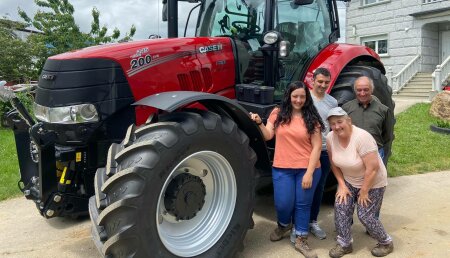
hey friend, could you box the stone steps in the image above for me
[396,72,432,98]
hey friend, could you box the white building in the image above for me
[346,0,450,94]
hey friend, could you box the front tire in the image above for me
[92,110,256,257]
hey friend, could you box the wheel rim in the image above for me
[156,151,237,257]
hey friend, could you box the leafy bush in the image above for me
[0,21,37,83]
[0,90,35,126]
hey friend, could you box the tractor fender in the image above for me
[133,91,271,172]
[303,43,385,91]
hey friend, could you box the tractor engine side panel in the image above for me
[49,37,237,125]
[117,38,237,125]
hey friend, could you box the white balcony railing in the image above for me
[432,55,450,92]
[391,55,421,93]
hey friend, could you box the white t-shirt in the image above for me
[327,126,387,188]
[312,94,338,150]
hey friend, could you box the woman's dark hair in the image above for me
[274,81,325,135]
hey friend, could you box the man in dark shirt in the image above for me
[342,76,394,165]
[343,76,394,222]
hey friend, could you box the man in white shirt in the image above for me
[309,67,338,239]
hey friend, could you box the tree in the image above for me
[0,18,36,83]
[88,7,136,45]
[19,0,136,73]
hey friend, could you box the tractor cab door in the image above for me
[196,0,335,101]
[196,0,266,85]
[274,0,333,100]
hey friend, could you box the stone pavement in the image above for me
[239,170,450,258]
[1,171,449,258]
[392,96,429,115]
[0,96,442,258]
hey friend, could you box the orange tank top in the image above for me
[268,108,320,169]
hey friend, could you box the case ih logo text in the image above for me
[41,74,55,80]
[198,44,223,54]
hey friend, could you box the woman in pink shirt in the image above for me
[326,107,394,258]
[250,81,323,258]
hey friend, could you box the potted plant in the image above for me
[430,119,450,134]
[429,91,450,135]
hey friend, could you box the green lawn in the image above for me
[0,103,449,200]
[0,128,21,200]
[387,103,450,176]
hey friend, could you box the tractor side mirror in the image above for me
[149,34,162,39]
[162,0,202,21]
[291,0,314,5]
[162,0,168,21]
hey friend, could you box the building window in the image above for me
[361,35,388,55]
[423,0,445,3]
[362,0,387,5]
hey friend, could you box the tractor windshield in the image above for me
[196,0,334,100]
[196,0,265,38]
[274,0,333,98]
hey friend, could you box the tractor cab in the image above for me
[186,0,340,100]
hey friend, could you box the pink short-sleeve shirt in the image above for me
[327,126,387,188]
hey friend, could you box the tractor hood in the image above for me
[37,37,237,126]
[50,37,226,61]
[44,37,236,102]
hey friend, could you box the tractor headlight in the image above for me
[263,31,279,45]
[34,103,99,124]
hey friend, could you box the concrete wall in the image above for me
[346,0,450,75]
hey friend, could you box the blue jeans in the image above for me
[375,147,385,219]
[378,147,385,162]
[272,167,321,236]
[310,150,331,222]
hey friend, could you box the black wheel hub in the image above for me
[164,173,206,220]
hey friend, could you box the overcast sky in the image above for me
[1,0,346,40]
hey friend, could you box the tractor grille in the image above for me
[177,68,213,92]
[201,68,213,90]
[177,74,192,91]
[189,70,203,91]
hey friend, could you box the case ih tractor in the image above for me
[5,0,394,257]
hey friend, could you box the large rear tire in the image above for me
[325,66,395,197]
[331,65,395,111]
[91,110,256,257]
[330,65,395,160]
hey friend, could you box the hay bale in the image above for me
[430,91,450,121]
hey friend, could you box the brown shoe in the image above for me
[269,224,292,241]
[295,236,317,258]
[371,242,394,257]
[329,243,353,258]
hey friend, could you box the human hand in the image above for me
[249,112,262,125]
[302,173,313,189]
[335,185,352,205]
[357,189,371,207]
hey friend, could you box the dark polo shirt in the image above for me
[342,98,394,148]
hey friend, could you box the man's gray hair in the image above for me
[353,76,374,92]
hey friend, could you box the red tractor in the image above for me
[6,0,394,257]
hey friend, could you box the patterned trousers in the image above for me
[335,181,392,247]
